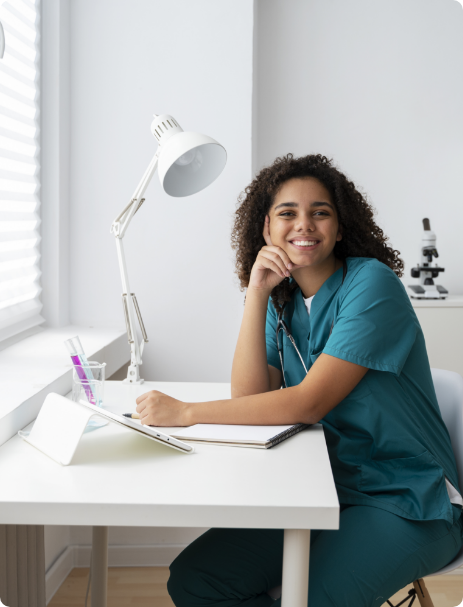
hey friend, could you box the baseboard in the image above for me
[45,546,75,605]
[45,543,187,604]
[44,542,463,604]
[440,567,463,575]
[72,543,187,567]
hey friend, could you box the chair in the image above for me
[268,368,463,606]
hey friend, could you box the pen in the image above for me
[123,412,140,419]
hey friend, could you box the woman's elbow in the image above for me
[293,387,326,425]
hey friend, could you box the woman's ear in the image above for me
[263,214,273,246]
[336,224,343,242]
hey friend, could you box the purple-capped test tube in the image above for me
[64,336,96,404]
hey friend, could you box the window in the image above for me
[0,0,42,342]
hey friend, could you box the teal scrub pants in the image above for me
[167,504,463,607]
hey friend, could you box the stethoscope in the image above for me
[276,259,347,388]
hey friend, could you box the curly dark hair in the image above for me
[231,153,404,312]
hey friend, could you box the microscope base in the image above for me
[408,285,448,300]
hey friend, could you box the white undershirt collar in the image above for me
[303,294,315,315]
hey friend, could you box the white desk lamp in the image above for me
[110,114,227,384]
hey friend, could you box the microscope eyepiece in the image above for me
[423,218,431,231]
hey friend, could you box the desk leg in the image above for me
[281,529,311,607]
[91,526,108,607]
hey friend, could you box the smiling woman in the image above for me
[162,153,463,607]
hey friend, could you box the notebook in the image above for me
[170,423,309,449]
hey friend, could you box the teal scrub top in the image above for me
[265,257,461,524]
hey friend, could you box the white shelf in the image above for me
[410,295,463,308]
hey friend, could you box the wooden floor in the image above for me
[48,567,463,607]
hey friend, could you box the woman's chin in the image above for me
[290,255,330,270]
[289,260,313,271]
[290,254,317,266]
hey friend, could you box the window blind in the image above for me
[0,0,42,342]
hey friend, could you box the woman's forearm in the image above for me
[186,383,309,426]
[186,353,368,428]
[231,287,273,398]
[137,353,368,428]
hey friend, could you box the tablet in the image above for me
[77,399,194,454]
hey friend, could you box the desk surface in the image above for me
[0,381,339,530]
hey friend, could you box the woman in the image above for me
[136,154,462,607]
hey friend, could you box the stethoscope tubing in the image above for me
[276,259,347,388]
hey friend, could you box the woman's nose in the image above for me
[295,215,315,232]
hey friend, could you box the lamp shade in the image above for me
[158,131,227,197]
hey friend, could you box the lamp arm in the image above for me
[110,151,159,384]
[112,151,159,238]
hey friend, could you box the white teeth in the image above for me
[293,241,317,246]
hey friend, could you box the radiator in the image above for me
[0,526,46,607]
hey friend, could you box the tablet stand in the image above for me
[18,393,107,466]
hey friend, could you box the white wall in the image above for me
[45,526,70,571]
[40,0,71,327]
[254,0,463,294]
[69,0,253,382]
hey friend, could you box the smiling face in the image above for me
[268,177,342,268]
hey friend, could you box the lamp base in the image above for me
[122,377,145,385]
[123,362,144,384]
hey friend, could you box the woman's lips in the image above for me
[289,240,321,251]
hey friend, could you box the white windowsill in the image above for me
[0,325,129,447]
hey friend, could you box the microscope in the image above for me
[408,218,448,299]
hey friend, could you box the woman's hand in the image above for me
[135,391,191,427]
[248,216,302,292]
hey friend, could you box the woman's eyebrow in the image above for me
[273,202,298,210]
[273,201,334,211]
[312,201,334,210]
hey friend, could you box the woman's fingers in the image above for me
[136,391,150,405]
[259,247,293,272]
[264,246,293,270]
[261,218,299,270]
[136,392,155,413]
[250,227,306,290]
[263,215,273,247]
[140,412,150,425]
[258,251,291,278]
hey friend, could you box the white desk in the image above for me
[0,381,339,607]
